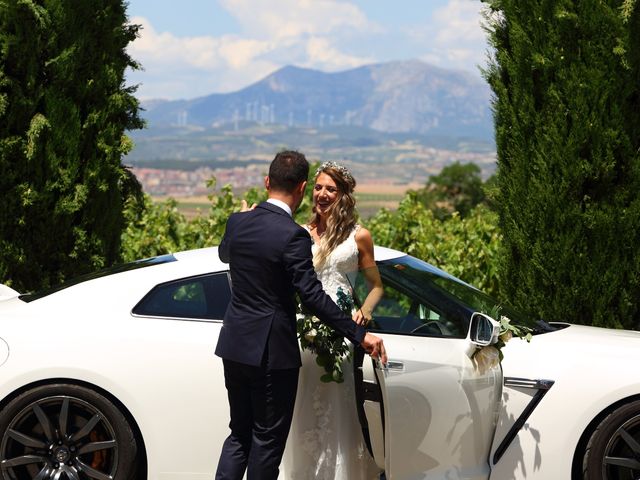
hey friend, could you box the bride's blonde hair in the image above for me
[310,162,358,269]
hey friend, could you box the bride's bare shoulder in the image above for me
[354,225,372,240]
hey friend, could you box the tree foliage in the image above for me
[412,161,489,219]
[0,0,142,292]
[121,168,314,262]
[122,166,502,298]
[367,193,502,297]
[482,0,640,329]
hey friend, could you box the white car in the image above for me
[0,246,638,480]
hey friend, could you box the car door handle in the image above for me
[382,360,404,372]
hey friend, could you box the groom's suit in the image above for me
[215,201,365,480]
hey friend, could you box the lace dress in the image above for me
[281,226,381,480]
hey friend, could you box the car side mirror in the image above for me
[469,312,500,346]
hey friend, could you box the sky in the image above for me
[125,0,491,100]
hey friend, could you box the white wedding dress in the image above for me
[281,226,382,480]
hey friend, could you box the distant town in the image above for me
[132,164,266,197]
[131,147,496,198]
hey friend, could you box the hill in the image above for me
[139,60,493,140]
[127,60,496,197]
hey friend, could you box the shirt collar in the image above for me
[266,198,292,217]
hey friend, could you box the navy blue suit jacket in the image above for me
[215,201,366,369]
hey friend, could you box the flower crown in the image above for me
[316,161,355,185]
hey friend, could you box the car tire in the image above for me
[582,399,640,479]
[0,383,138,480]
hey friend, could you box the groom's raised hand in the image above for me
[240,199,257,212]
[361,333,387,365]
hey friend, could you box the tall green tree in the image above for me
[0,0,143,292]
[482,0,640,329]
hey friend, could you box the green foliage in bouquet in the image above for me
[491,307,533,362]
[472,304,533,372]
[297,287,354,383]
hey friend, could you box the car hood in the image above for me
[540,323,640,349]
[501,323,640,379]
[0,284,19,302]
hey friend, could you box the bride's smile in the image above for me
[313,172,339,216]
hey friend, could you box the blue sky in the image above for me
[125,0,490,100]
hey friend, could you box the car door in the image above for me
[352,264,503,479]
[130,270,232,475]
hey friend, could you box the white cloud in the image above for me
[219,0,373,39]
[127,1,376,99]
[129,17,272,72]
[126,0,490,100]
[128,16,281,98]
[411,0,489,74]
[303,37,374,70]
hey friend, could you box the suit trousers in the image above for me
[216,359,299,480]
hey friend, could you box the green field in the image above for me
[153,184,412,220]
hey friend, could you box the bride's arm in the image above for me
[353,227,383,326]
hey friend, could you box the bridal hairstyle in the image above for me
[310,161,358,269]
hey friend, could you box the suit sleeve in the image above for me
[282,228,366,344]
[218,214,236,264]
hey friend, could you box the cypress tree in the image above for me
[482,0,640,329]
[0,0,143,292]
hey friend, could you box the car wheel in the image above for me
[0,383,138,480]
[583,399,640,479]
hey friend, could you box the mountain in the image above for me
[140,60,493,140]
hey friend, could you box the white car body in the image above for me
[491,324,640,479]
[0,246,638,480]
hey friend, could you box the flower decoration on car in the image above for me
[297,287,354,383]
[473,305,532,373]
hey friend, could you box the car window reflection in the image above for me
[132,272,231,321]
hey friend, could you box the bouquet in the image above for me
[297,287,354,383]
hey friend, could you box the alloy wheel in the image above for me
[0,395,119,480]
[601,412,640,479]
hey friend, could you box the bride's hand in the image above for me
[240,199,257,212]
[352,309,371,326]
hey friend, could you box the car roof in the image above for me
[9,245,408,304]
[372,245,407,261]
[172,245,407,263]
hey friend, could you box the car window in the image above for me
[132,272,231,321]
[351,263,468,338]
[367,275,463,338]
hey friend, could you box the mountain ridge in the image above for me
[140,60,493,140]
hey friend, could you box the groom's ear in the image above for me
[264,175,271,190]
[297,180,307,196]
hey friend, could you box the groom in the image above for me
[215,150,386,480]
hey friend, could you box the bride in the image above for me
[281,161,384,479]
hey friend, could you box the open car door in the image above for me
[351,259,503,479]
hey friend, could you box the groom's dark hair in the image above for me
[268,150,309,192]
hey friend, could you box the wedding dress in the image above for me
[281,226,382,480]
